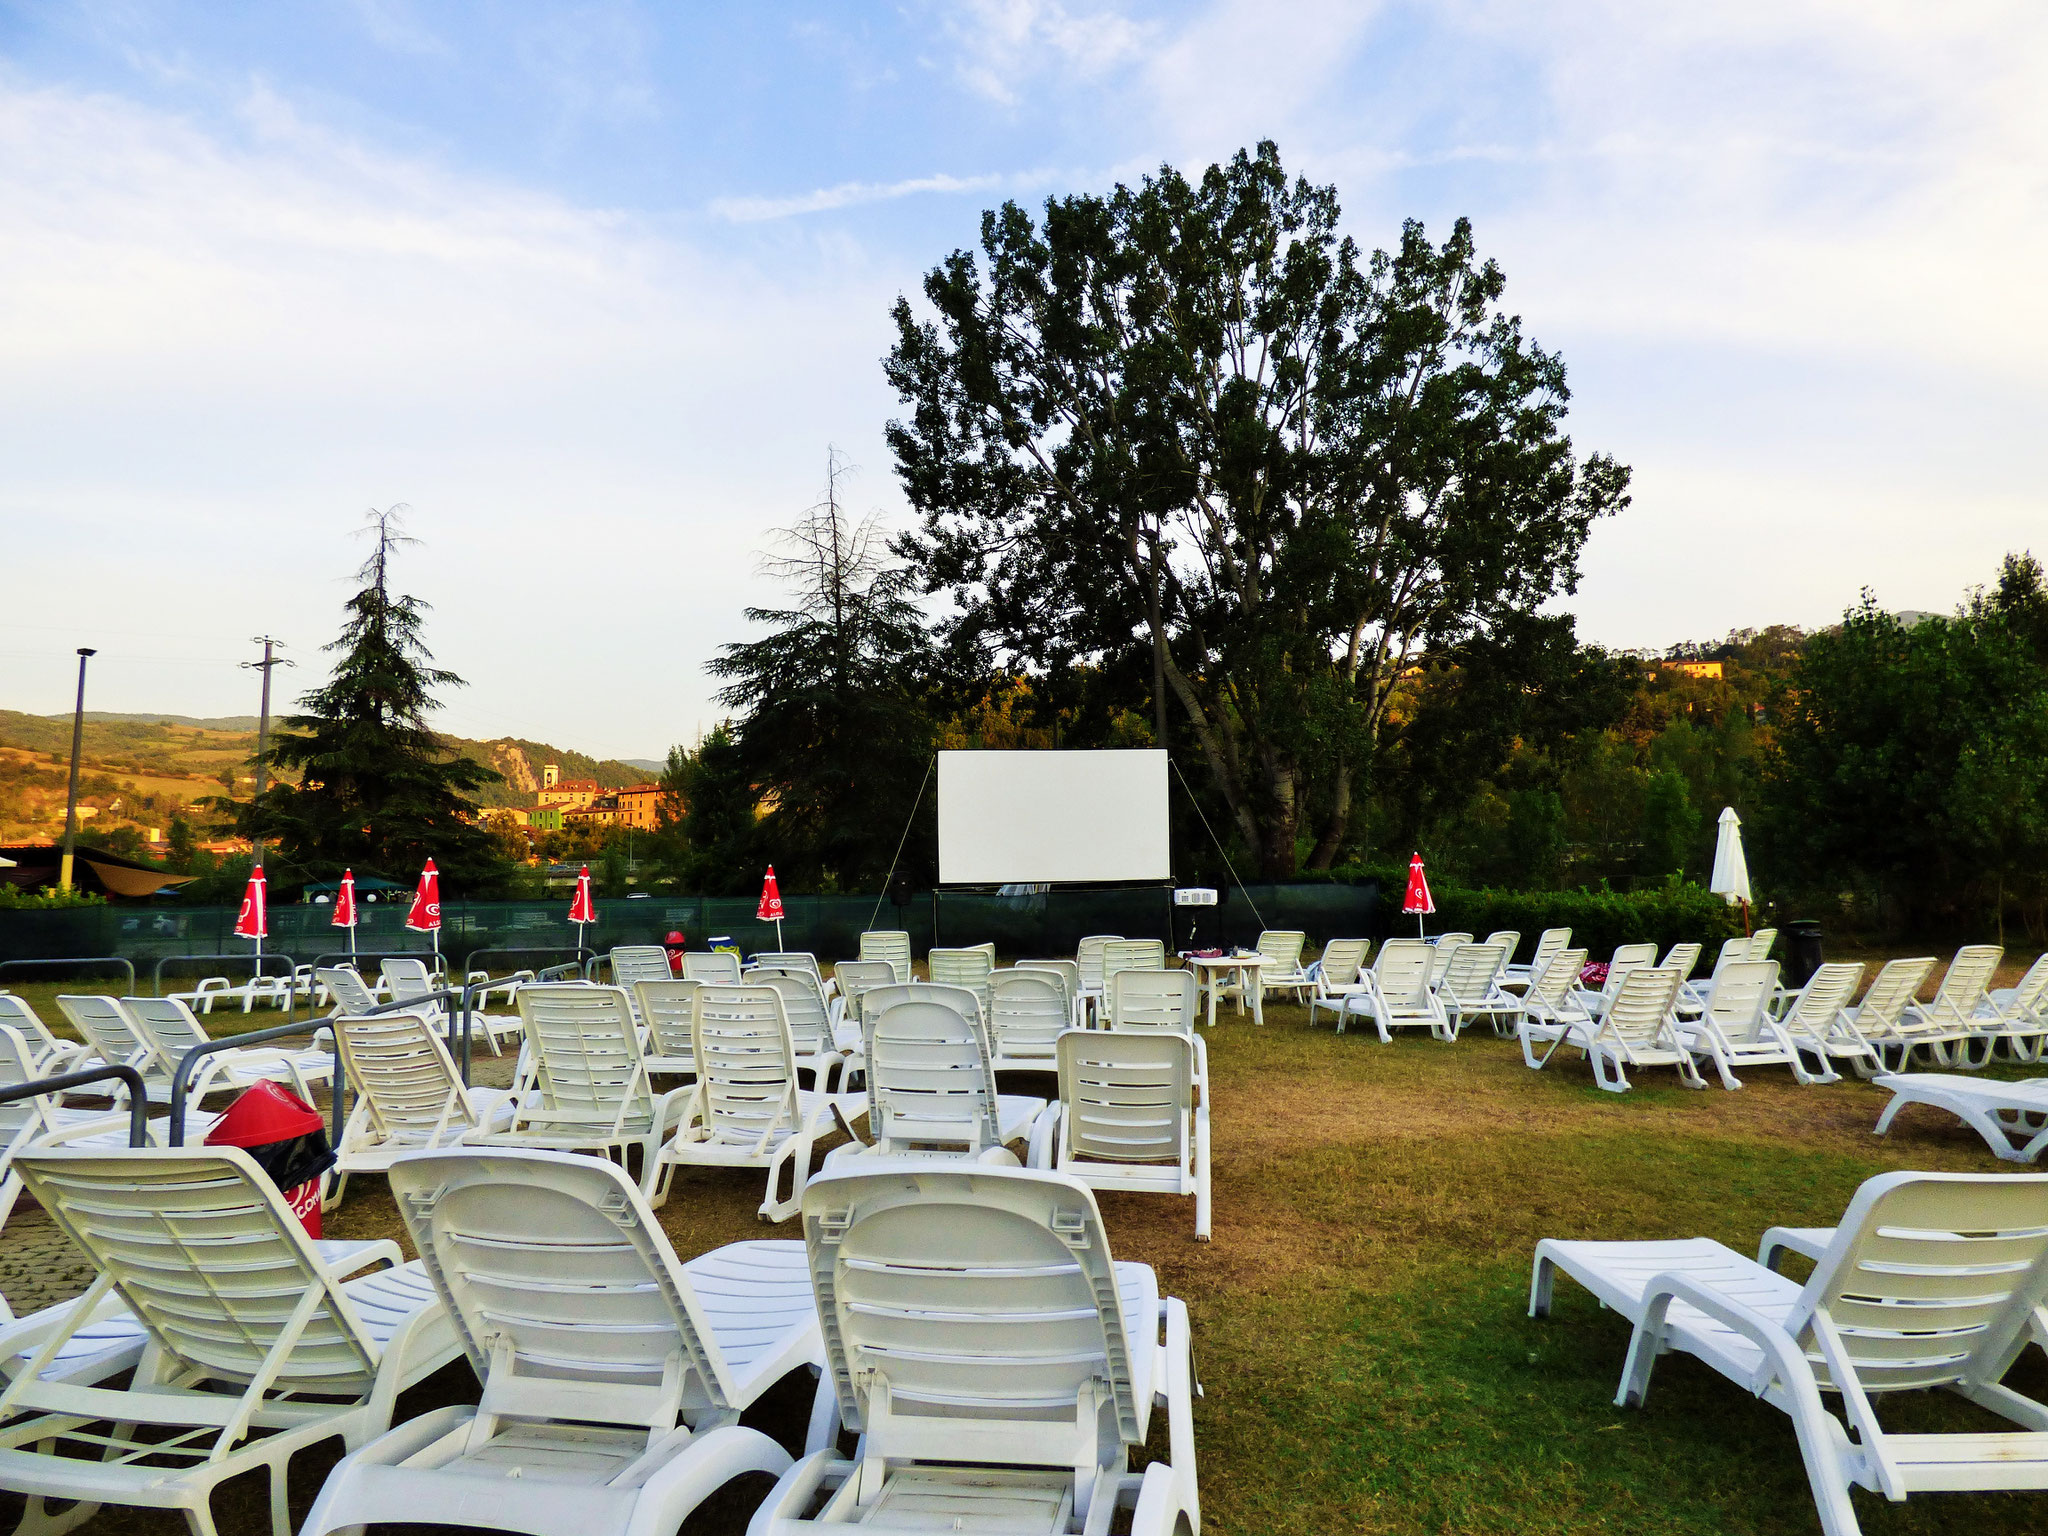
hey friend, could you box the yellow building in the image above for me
[1661,660,1724,680]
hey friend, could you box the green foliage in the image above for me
[1760,588,2048,936]
[1503,788,1567,889]
[652,725,761,895]
[0,883,106,909]
[1637,770,1699,879]
[228,509,512,895]
[887,140,1628,877]
[710,453,938,891]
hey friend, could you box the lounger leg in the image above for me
[1873,1095,1907,1136]
[1193,1109,1212,1242]
[1527,1250,1557,1317]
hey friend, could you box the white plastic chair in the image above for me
[1107,968,1210,1095]
[1436,942,1512,1036]
[1776,962,1875,1079]
[1564,966,1701,1092]
[1530,1170,2048,1536]
[1254,930,1312,1003]
[652,984,858,1221]
[857,930,912,983]
[1864,947,1999,1071]
[0,1024,136,1236]
[1658,941,1701,984]
[1871,1072,2048,1162]
[828,960,897,1031]
[634,977,702,1078]
[1677,959,1814,1088]
[1075,934,1121,1015]
[609,944,675,987]
[683,950,744,985]
[1501,927,1570,993]
[1426,933,1474,988]
[1033,1028,1212,1241]
[1679,936,1752,1014]
[755,951,830,998]
[1515,949,1593,1069]
[305,1148,826,1536]
[749,972,851,1088]
[748,1164,1201,1534]
[1481,930,1523,966]
[1833,956,1939,1077]
[383,956,522,1055]
[1963,952,2048,1065]
[1305,938,1372,1028]
[1747,925,1778,962]
[927,946,996,1017]
[1014,956,1082,1002]
[0,997,84,1076]
[1340,939,1451,1042]
[1573,943,1660,1021]
[474,983,688,1194]
[124,993,336,1103]
[0,1147,459,1536]
[831,1001,1044,1166]
[987,968,1073,1074]
[326,1009,518,1206]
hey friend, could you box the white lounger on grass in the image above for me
[304,1148,826,1536]
[1871,1072,2048,1162]
[1529,1170,2048,1536]
[748,1164,1201,1535]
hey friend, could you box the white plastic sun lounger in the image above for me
[0,1147,458,1536]
[326,1009,519,1205]
[304,1148,827,1536]
[1515,949,1593,1069]
[986,968,1073,1074]
[1870,1072,2048,1162]
[1304,938,1371,1027]
[826,1000,1044,1167]
[1341,938,1451,1041]
[1530,1170,2048,1536]
[1958,953,2048,1067]
[0,997,85,1075]
[748,1164,1201,1535]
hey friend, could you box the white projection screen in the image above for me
[938,750,1171,885]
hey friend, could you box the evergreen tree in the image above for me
[648,723,761,894]
[235,509,509,891]
[709,452,938,889]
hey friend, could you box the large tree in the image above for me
[235,509,508,890]
[710,452,939,889]
[886,141,1629,876]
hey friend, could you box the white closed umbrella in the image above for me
[1709,806,1752,931]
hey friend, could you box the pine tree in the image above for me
[236,509,509,891]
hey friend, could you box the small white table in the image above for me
[1184,953,1265,1028]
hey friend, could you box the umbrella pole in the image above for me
[775,916,784,951]
[1741,898,1751,938]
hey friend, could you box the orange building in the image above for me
[1660,660,1724,680]
[537,763,602,809]
[613,783,670,830]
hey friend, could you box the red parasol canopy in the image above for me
[757,865,785,923]
[568,865,596,925]
[232,865,268,939]
[332,869,357,929]
[1401,853,1434,916]
[405,859,442,933]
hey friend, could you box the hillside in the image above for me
[0,709,660,843]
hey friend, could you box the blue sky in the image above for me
[3,2,2043,757]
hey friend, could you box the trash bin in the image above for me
[663,930,687,975]
[204,1080,334,1238]
[1785,920,1824,990]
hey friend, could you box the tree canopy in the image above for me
[885,141,1629,876]
[234,509,509,891]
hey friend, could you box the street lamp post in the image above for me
[58,647,97,892]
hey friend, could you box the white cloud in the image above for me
[710,171,1006,223]
[939,0,1155,105]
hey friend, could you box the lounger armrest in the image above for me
[1758,1227,1834,1271]
[315,1238,405,1278]
[1623,1270,1820,1413]
[1027,1101,1062,1169]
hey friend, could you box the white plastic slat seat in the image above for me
[1338,939,1451,1042]
[828,1002,1044,1169]
[0,1024,138,1236]
[1872,1072,2048,1162]
[1677,960,1819,1088]
[748,1165,1200,1535]
[1832,956,1938,1078]
[987,968,1073,1074]
[1426,933,1474,988]
[1515,949,1593,1070]
[927,946,996,1018]
[1033,1028,1211,1241]
[0,997,85,1076]
[857,930,912,984]
[0,1147,459,1536]
[1305,938,1372,1028]
[829,960,895,1031]
[124,993,336,1103]
[1107,968,1209,1088]
[1964,953,2048,1066]
[1501,927,1571,994]
[1529,1171,2048,1536]
[383,956,521,1055]
[304,1149,825,1536]
[1254,929,1312,1004]
[608,944,675,988]
[1776,963,1874,1079]
[747,971,850,1085]
[327,1009,517,1205]
[1436,942,1513,1036]
[633,977,702,1078]
[1556,966,1703,1092]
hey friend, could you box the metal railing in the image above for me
[0,1063,150,1148]
[0,956,137,993]
[462,945,596,984]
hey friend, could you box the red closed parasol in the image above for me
[1402,852,1434,937]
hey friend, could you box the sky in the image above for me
[2,1,2044,759]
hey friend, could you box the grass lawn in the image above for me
[2,969,2047,1534]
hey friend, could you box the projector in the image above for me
[1173,888,1218,906]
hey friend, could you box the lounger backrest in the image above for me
[632,979,702,1066]
[863,1002,1004,1152]
[1795,1171,2048,1394]
[388,1148,737,1420]
[1427,934,1473,986]
[1102,940,1166,992]
[1058,1028,1194,1168]
[858,930,913,983]
[691,984,801,1140]
[682,951,743,984]
[0,1025,50,1141]
[801,1165,1144,1455]
[120,995,215,1076]
[609,945,674,987]
[859,982,980,1030]
[1928,945,2003,1021]
[1076,935,1121,994]
[1015,958,1081,996]
[1780,962,1865,1029]
[1108,968,1197,1036]
[1527,950,1591,1009]
[2009,954,2048,1018]
[1374,939,1435,1005]
[54,995,151,1073]
[14,1147,382,1393]
[1600,944,1661,1000]
[513,983,654,1126]
[1601,966,1683,1044]
[1317,939,1371,987]
[1703,960,1778,1036]
[928,947,996,1014]
[754,952,825,989]
[0,996,67,1064]
[1256,930,1307,971]
[1856,957,1937,1029]
[318,966,380,1015]
[832,960,898,1021]
[1748,927,1778,962]
[988,970,1070,1060]
[333,1010,482,1144]
[1482,931,1522,964]
[1528,928,1571,976]
[1659,942,1702,981]
[381,957,439,1003]
[1438,943,1506,1002]
[755,973,834,1057]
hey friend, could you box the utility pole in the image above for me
[58,648,96,892]
[242,637,292,870]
